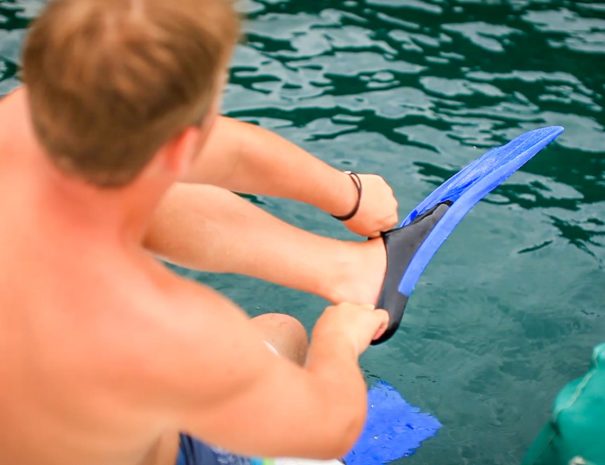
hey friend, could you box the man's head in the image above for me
[22,0,239,188]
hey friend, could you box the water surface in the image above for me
[1,1,604,464]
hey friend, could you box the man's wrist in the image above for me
[331,172,362,222]
[324,170,362,219]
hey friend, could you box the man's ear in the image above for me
[161,126,202,178]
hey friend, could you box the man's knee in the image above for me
[252,313,308,365]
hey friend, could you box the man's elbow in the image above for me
[330,414,366,459]
[313,403,366,460]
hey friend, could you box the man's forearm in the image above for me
[183,117,358,218]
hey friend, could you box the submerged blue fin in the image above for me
[373,126,564,344]
[344,382,441,465]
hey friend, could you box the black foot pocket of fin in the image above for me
[372,202,451,345]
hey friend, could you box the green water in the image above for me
[1,0,604,464]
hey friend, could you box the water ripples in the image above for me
[220,0,605,260]
[1,2,604,464]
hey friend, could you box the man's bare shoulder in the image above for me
[0,85,23,115]
[144,263,251,336]
[110,262,270,407]
[0,86,37,158]
[0,85,21,101]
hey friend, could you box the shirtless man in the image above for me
[0,1,396,465]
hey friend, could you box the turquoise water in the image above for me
[1,0,604,464]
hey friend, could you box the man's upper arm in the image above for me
[163,286,364,460]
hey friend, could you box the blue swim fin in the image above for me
[344,381,441,465]
[265,382,440,465]
[373,126,564,344]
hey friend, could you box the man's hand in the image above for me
[341,173,399,238]
[313,303,390,355]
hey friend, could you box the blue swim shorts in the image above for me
[177,433,263,465]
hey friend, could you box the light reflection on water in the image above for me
[1,1,603,464]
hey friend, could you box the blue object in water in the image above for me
[344,382,441,465]
[399,126,564,295]
[374,126,564,343]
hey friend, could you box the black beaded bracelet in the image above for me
[331,171,362,221]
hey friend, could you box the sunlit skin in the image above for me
[0,85,393,465]
[143,74,396,305]
[145,116,396,305]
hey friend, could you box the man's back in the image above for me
[0,93,187,464]
[0,262,178,465]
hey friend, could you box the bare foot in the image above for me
[323,238,387,306]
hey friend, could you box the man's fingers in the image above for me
[371,309,390,341]
[360,212,399,237]
[383,212,398,229]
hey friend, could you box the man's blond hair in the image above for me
[22,0,239,187]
